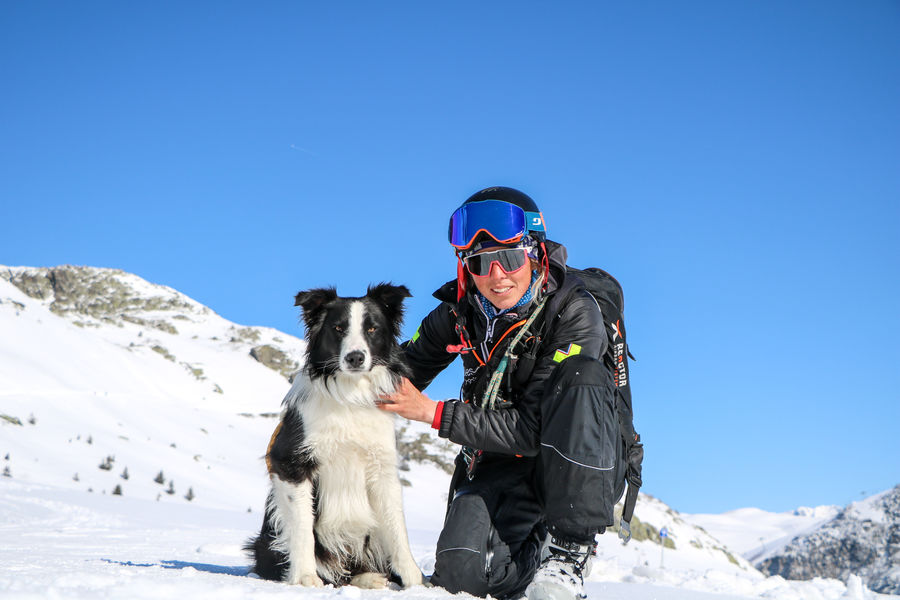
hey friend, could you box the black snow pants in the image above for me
[430,355,623,599]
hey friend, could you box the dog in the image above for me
[245,283,423,589]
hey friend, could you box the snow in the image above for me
[845,489,892,524]
[0,480,889,600]
[683,505,841,562]
[0,266,895,599]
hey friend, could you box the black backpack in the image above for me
[562,266,644,542]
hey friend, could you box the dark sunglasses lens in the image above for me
[497,249,527,272]
[467,249,527,276]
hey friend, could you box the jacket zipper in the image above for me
[476,301,493,362]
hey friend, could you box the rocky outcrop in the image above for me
[249,345,299,381]
[2,265,305,382]
[759,484,900,594]
[2,265,195,328]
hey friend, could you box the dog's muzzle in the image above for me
[343,350,368,371]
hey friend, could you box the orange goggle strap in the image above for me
[451,228,527,251]
[456,256,467,301]
[540,242,550,291]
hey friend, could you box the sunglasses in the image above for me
[449,200,545,250]
[464,248,531,277]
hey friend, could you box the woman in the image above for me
[379,186,623,600]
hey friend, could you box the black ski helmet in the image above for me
[459,186,546,243]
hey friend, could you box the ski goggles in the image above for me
[463,247,531,277]
[448,200,546,250]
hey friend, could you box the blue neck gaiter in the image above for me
[477,270,540,319]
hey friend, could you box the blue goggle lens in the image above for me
[449,200,544,249]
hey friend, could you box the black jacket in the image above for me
[404,240,606,458]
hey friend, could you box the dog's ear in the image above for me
[294,287,338,330]
[367,283,411,336]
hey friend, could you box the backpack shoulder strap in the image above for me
[482,297,548,410]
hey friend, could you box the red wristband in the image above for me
[431,401,445,430]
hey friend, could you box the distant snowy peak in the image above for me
[612,493,760,575]
[759,484,900,595]
[845,487,894,524]
[1,264,305,381]
[683,503,841,565]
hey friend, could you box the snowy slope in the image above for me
[0,265,894,599]
[0,266,306,511]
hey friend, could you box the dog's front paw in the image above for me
[287,569,324,587]
[300,574,325,587]
[349,572,388,589]
[394,563,424,588]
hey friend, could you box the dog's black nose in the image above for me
[344,351,366,369]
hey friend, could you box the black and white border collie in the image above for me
[245,283,422,589]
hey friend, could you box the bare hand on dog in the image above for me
[378,377,437,424]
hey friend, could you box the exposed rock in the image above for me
[759,484,900,594]
[249,345,299,381]
[1,414,23,426]
[151,345,176,362]
[231,327,261,343]
[121,314,178,335]
[4,269,53,299]
[2,266,193,324]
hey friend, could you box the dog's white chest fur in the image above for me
[302,396,399,550]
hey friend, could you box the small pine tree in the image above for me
[98,456,114,471]
[112,485,123,496]
[28,414,36,425]
[2,466,11,478]
[87,435,93,445]
[120,467,129,480]
[184,487,194,502]
[73,473,80,482]
[154,470,165,484]
[166,481,175,495]
[3,453,8,461]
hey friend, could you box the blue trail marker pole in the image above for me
[659,527,669,569]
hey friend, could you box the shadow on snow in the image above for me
[102,558,252,577]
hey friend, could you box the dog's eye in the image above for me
[334,325,343,332]
[367,326,377,333]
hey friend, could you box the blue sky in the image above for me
[2,1,898,514]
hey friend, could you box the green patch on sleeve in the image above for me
[410,325,421,343]
[552,343,582,363]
